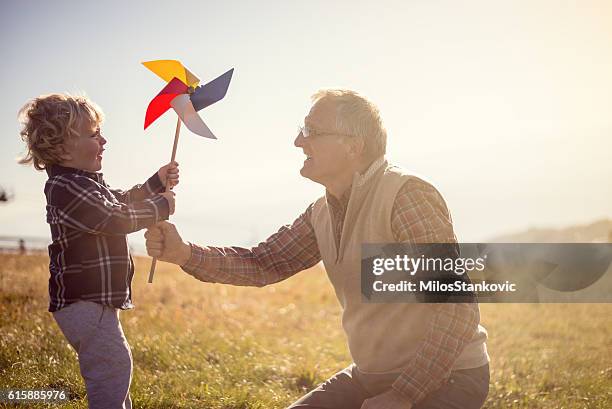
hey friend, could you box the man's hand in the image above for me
[157,161,180,189]
[361,389,412,409]
[145,221,191,265]
[158,191,176,215]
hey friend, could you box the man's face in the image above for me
[294,100,354,185]
[62,119,106,172]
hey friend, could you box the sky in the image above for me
[1,0,611,251]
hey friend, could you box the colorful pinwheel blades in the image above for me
[142,60,200,87]
[142,60,233,139]
[144,77,188,129]
[171,94,216,139]
[191,68,234,111]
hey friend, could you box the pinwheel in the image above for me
[143,60,233,139]
[142,59,234,282]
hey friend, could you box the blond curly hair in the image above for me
[18,93,104,170]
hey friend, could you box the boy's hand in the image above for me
[145,221,191,265]
[158,161,180,189]
[159,191,176,215]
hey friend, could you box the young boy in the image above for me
[18,93,178,409]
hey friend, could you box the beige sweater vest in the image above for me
[311,160,489,373]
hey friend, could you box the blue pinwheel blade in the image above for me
[190,68,234,112]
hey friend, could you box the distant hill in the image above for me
[489,218,612,243]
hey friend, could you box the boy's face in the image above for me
[62,119,106,172]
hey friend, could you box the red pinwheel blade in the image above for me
[144,77,189,129]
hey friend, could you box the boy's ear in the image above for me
[58,145,73,162]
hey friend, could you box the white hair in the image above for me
[311,89,387,160]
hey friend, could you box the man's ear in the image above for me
[347,136,365,157]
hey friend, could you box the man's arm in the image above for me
[148,204,322,287]
[389,179,480,406]
[46,175,171,235]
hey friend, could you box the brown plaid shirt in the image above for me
[45,165,169,312]
[182,168,480,406]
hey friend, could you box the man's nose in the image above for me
[294,131,305,148]
[100,136,107,146]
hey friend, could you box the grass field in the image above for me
[1,254,611,408]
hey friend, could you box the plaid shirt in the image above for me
[45,165,169,312]
[181,160,481,406]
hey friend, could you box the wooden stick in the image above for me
[148,117,181,283]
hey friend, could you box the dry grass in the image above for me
[1,254,611,408]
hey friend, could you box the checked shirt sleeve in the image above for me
[181,204,321,287]
[390,179,480,405]
[47,175,170,235]
[108,172,165,204]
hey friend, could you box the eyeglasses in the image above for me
[297,125,356,139]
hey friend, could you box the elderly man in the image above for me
[145,89,490,409]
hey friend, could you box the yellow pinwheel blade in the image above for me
[142,60,200,87]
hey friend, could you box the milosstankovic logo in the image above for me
[361,243,612,303]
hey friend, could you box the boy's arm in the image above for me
[109,162,178,204]
[47,175,170,235]
[108,172,165,204]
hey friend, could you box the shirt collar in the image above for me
[352,155,387,188]
[325,155,387,211]
[46,164,104,184]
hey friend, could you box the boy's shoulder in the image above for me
[46,171,102,189]
[45,171,108,202]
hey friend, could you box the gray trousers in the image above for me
[288,363,489,409]
[53,301,133,409]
